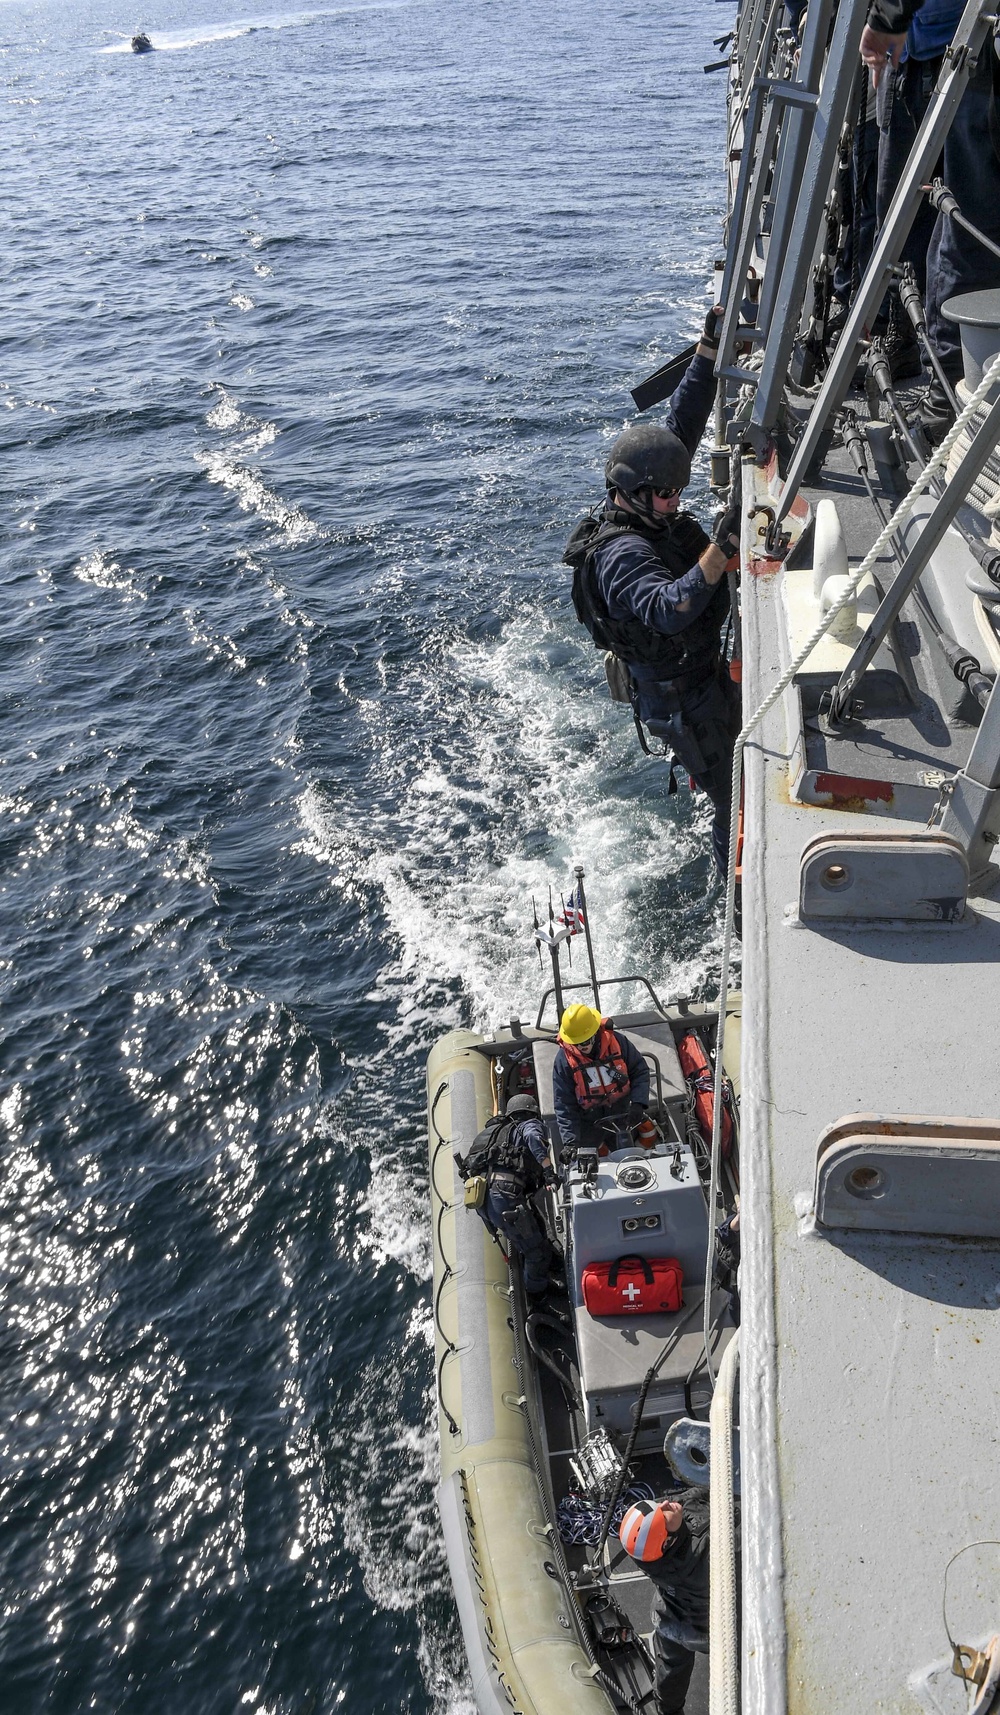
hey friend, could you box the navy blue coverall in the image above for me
[484,1116,555,1297]
[551,1030,650,1152]
[591,353,738,875]
[871,0,1000,378]
[628,1492,711,1715]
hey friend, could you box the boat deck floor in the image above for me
[533,1310,710,1713]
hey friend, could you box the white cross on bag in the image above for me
[623,1281,642,1303]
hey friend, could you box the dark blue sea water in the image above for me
[1,3,728,1708]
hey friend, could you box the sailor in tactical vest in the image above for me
[551,1002,650,1153]
[482,1093,559,1299]
[619,1491,711,1715]
[565,306,741,875]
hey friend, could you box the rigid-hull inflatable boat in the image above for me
[428,994,740,1714]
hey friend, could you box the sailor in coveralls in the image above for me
[619,1492,711,1715]
[551,1002,650,1153]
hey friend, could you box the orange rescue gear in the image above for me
[635,1115,660,1149]
[559,1022,632,1112]
[677,1030,733,1156]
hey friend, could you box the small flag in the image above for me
[557,882,586,937]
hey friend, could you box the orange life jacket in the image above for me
[561,1023,632,1111]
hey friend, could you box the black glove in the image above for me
[559,1145,575,1167]
[627,1103,647,1125]
[713,499,741,554]
[543,1167,558,1190]
[715,1212,741,1267]
[702,303,725,349]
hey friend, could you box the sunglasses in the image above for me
[650,486,681,500]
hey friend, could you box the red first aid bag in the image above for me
[581,1254,683,1317]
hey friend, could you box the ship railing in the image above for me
[723,0,787,179]
[717,0,839,383]
[720,0,996,477]
[771,0,998,494]
[733,0,778,95]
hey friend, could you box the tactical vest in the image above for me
[459,1116,531,1188]
[564,509,728,680]
[560,1025,632,1112]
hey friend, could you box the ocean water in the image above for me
[0,2,729,1708]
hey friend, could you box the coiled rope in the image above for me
[701,349,1000,1385]
[556,1482,657,1547]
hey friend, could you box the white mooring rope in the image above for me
[709,1330,741,1715]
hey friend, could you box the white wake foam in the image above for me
[99,1,419,54]
[198,389,320,546]
[300,607,723,1047]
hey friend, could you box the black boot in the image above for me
[917,374,957,446]
[881,320,922,382]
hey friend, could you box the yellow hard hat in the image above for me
[559,1003,603,1045]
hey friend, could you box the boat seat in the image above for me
[573,1286,734,1447]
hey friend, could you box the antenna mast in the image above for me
[574,866,601,1010]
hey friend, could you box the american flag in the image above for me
[557,883,586,936]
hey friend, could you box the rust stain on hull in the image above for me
[813,772,894,810]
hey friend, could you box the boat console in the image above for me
[563,1144,724,1446]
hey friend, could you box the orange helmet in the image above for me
[619,1500,671,1562]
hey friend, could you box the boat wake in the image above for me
[99,0,419,54]
[199,389,322,547]
[299,605,726,1041]
[295,576,730,1709]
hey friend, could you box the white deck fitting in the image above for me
[741,559,1000,1715]
[781,563,879,673]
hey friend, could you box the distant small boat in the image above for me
[130,32,153,52]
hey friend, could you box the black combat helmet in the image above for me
[506,1093,539,1116]
[605,424,691,527]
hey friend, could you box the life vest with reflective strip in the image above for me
[561,1024,632,1111]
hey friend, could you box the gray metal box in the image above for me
[565,1148,719,1449]
[568,1147,710,1281]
